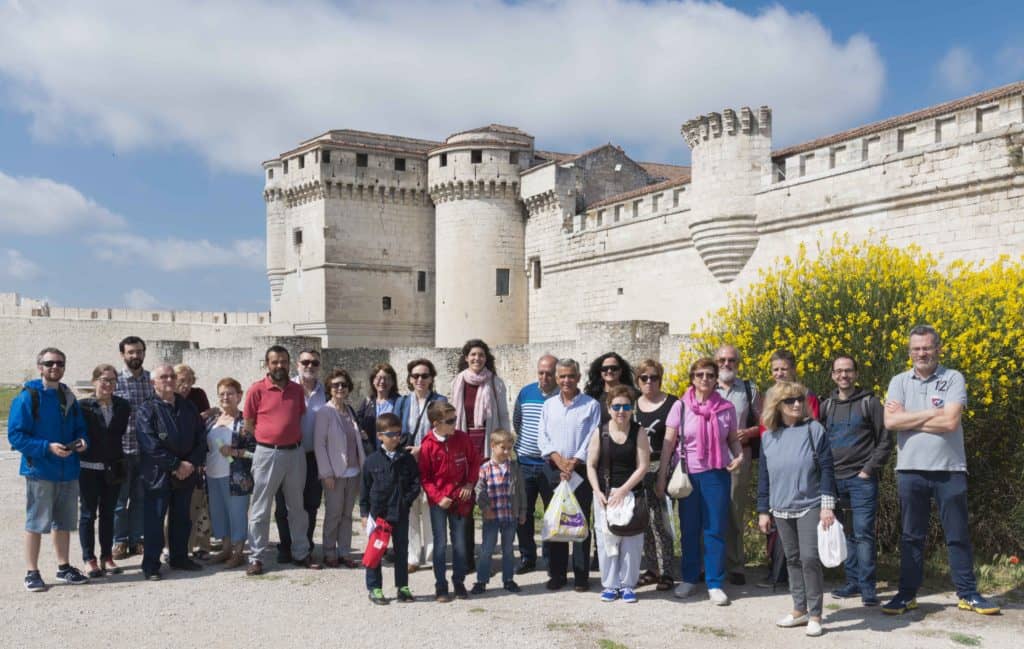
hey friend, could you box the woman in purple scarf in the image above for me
[660,357,744,606]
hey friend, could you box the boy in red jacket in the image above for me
[418,402,480,602]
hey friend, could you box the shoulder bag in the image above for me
[601,426,649,536]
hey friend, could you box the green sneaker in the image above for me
[397,586,415,603]
[368,588,388,605]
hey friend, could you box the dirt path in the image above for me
[1,440,1020,649]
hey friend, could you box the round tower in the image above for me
[427,125,533,347]
[262,159,286,309]
[680,106,772,283]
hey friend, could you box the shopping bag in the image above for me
[540,481,589,542]
[362,517,393,568]
[817,519,847,568]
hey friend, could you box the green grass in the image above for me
[0,386,21,420]
[596,640,627,649]
[547,621,592,632]
[825,603,841,611]
[681,624,734,638]
[949,633,981,647]
[469,607,485,613]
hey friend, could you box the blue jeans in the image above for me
[207,476,250,544]
[366,515,410,590]
[897,470,978,599]
[114,454,145,544]
[142,485,192,574]
[835,475,878,596]
[516,460,553,563]
[429,505,468,593]
[678,469,730,589]
[478,518,517,584]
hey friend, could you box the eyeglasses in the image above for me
[41,360,66,368]
[441,417,458,426]
[330,382,350,390]
[638,374,660,383]
[692,372,717,380]
[610,403,633,412]
[299,359,320,367]
[155,374,176,380]
[831,369,855,375]
[601,365,621,374]
[537,370,554,376]
[781,396,806,406]
[410,373,432,380]
[716,357,738,364]
[379,431,402,437]
[97,377,117,385]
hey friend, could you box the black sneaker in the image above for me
[453,583,469,599]
[24,570,47,592]
[169,558,204,571]
[144,570,162,581]
[514,559,536,575]
[276,545,293,564]
[504,580,521,593]
[882,593,918,615]
[546,577,567,591]
[470,582,486,595]
[56,565,89,585]
[831,583,861,599]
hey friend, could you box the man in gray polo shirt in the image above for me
[881,324,998,616]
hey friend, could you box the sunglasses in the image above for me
[410,373,432,380]
[379,430,402,437]
[638,374,660,383]
[692,371,717,380]
[41,360,66,368]
[330,382,350,390]
[781,396,806,405]
[299,359,321,367]
[441,417,458,426]
[610,403,633,412]
[601,365,621,374]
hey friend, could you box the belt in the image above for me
[256,442,300,450]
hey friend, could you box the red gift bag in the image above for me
[361,518,393,569]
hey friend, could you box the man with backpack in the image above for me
[821,354,892,606]
[8,347,90,591]
[714,344,761,585]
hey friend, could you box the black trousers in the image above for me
[545,464,593,584]
[79,468,120,562]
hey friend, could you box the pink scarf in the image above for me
[451,368,494,430]
[683,386,732,469]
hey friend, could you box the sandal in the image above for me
[656,575,674,591]
[638,571,658,587]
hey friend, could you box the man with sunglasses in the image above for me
[714,345,761,586]
[537,357,602,592]
[274,348,327,563]
[10,347,90,591]
[821,354,891,606]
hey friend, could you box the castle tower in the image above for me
[680,107,772,282]
[427,125,533,347]
[262,159,286,303]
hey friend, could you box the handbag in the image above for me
[600,426,649,536]
[362,517,393,568]
[104,457,129,485]
[666,419,693,499]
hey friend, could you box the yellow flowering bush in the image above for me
[668,234,1024,555]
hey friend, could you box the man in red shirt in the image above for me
[244,345,321,575]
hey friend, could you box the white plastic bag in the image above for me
[604,492,636,528]
[541,481,589,542]
[817,519,847,568]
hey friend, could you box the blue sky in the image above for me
[0,0,1021,312]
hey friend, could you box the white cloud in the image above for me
[935,46,981,94]
[123,287,160,309]
[0,170,124,234]
[0,248,41,280]
[0,1,886,169]
[89,233,265,271]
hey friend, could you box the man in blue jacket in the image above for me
[8,347,90,592]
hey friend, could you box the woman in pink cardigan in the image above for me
[314,368,365,568]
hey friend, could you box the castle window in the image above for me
[531,258,542,289]
[495,268,510,296]
[293,228,303,246]
[471,149,483,164]
[897,127,915,153]
[975,105,999,134]
[509,151,519,165]
[798,153,814,177]
[596,210,604,226]
[632,200,641,218]
[298,154,305,170]
[772,162,785,182]
[394,158,406,171]
[322,150,331,164]
[861,136,880,161]
[673,188,684,206]
[382,296,392,311]
[440,153,448,167]
[356,153,368,168]
[652,194,660,212]
[935,116,956,143]
[283,160,289,175]
[267,168,274,180]
[90,310,98,319]
[829,146,846,169]
[417,271,427,292]
[614,205,622,222]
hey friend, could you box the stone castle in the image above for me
[2,81,1022,399]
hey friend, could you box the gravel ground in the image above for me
[1,439,1020,649]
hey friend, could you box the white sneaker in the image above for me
[708,588,730,606]
[776,613,809,627]
[806,619,823,636]
[673,582,696,599]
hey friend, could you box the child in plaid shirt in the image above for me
[472,430,527,594]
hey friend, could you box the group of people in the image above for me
[9,325,1000,635]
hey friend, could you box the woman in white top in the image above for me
[205,378,252,568]
[315,368,365,568]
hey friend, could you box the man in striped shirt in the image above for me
[512,354,558,575]
[112,335,155,559]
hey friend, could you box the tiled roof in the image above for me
[772,80,1024,159]
[588,173,691,210]
[637,161,691,181]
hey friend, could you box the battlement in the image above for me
[0,296,269,326]
[681,106,771,148]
